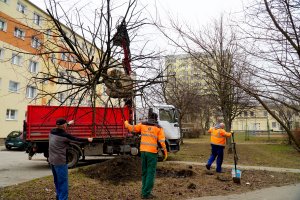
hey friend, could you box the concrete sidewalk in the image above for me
[189,183,300,200]
[168,161,300,200]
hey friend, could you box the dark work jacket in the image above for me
[48,128,87,165]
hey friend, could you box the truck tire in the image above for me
[67,148,79,168]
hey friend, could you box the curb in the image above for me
[168,161,300,173]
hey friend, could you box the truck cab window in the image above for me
[159,109,176,123]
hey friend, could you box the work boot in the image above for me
[205,164,210,170]
[142,194,156,199]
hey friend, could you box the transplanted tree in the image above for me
[11,0,165,127]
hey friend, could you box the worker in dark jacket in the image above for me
[124,112,167,199]
[206,122,231,173]
[49,118,93,200]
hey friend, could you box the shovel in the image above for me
[231,132,241,184]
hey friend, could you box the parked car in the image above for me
[5,131,28,150]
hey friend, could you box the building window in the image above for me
[46,29,51,38]
[264,111,268,117]
[58,93,66,103]
[6,109,18,120]
[103,86,107,96]
[68,95,76,105]
[33,13,42,25]
[61,53,67,61]
[0,19,7,31]
[17,2,26,14]
[26,86,36,98]
[42,74,49,84]
[244,111,248,117]
[11,53,22,65]
[9,80,20,92]
[14,27,25,39]
[29,60,38,73]
[58,71,66,83]
[250,111,254,117]
[51,53,56,63]
[272,122,277,128]
[0,48,4,60]
[69,75,74,83]
[86,99,92,106]
[70,56,76,63]
[31,37,41,48]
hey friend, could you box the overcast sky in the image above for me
[33,0,246,24]
[32,0,247,54]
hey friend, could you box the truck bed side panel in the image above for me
[26,105,130,140]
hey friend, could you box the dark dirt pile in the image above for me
[79,155,142,183]
[76,157,300,199]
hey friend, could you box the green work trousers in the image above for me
[141,151,158,198]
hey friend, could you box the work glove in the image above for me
[67,120,74,126]
[124,120,129,128]
[163,149,168,161]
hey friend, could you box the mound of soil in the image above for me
[79,155,142,184]
[76,157,300,199]
[156,166,195,178]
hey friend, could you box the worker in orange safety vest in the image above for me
[205,122,232,173]
[124,112,167,199]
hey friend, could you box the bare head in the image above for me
[219,123,225,129]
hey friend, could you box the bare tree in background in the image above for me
[156,16,254,142]
[237,0,300,149]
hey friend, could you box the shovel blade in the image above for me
[233,177,241,184]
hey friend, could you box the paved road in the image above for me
[0,147,52,188]
[0,146,112,188]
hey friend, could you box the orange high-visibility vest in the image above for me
[208,127,231,146]
[125,121,166,153]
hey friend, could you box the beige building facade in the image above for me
[0,0,110,139]
[232,106,300,133]
[165,54,300,134]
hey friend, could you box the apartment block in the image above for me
[0,0,109,139]
[165,54,300,134]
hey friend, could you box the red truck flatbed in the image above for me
[26,105,130,141]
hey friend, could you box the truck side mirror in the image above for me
[174,117,178,123]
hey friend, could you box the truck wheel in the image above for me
[67,148,79,168]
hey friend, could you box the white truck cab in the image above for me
[136,104,181,153]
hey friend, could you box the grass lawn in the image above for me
[169,135,300,169]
